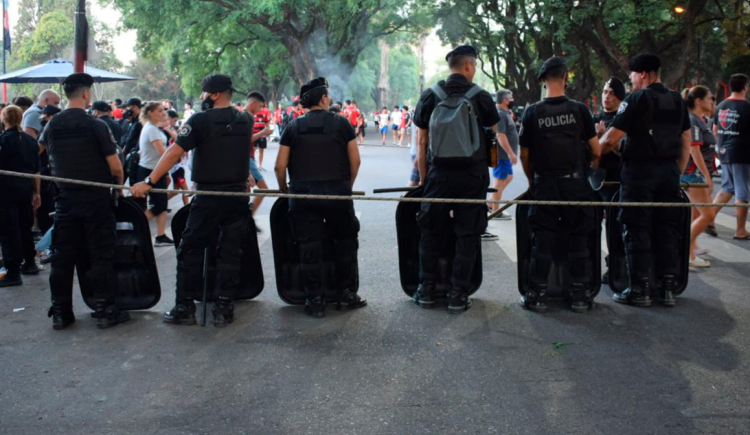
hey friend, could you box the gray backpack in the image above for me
[428,83,483,165]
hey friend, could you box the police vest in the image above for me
[191,108,251,185]
[288,111,350,182]
[622,88,684,162]
[47,114,113,190]
[532,100,586,176]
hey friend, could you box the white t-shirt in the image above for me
[379,113,390,126]
[183,109,195,121]
[138,122,168,170]
[390,110,402,126]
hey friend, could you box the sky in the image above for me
[8,0,138,65]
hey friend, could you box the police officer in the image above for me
[0,104,40,287]
[518,56,601,313]
[413,45,500,314]
[600,54,691,307]
[92,100,123,147]
[274,77,366,319]
[131,74,253,327]
[37,73,128,330]
[593,77,626,283]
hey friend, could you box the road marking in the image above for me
[487,219,517,262]
[714,212,738,231]
[697,236,750,263]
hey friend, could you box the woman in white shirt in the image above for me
[137,101,178,246]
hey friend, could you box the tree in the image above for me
[108,0,432,97]
[434,0,734,106]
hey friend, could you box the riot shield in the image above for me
[606,190,690,295]
[393,186,483,299]
[270,197,357,305]
[79,197,161,310]
[516,191,602,300]
[170,202,264,302]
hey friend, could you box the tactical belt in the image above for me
[534,171,587,180]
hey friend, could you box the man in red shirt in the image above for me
[347,101,361,128]
[253,103,272,170]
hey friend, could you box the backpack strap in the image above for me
[464,84,484,100]
[430,84,448,102]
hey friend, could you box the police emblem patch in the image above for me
[617,102,628,115]
[179,124,192,137]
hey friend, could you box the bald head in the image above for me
[37,89,61,107]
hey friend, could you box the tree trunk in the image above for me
[416,36,426,94]
[377,39,390,109]
[281,34,318,88]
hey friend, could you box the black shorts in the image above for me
[137,166,168,215]
[357,126,366,137]
[256,138,268,149]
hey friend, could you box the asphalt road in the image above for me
[2,131,750,435]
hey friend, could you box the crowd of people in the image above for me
[0,42,748,326]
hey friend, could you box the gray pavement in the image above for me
[2,130,750,434]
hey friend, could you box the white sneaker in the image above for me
[480,231,498,241]
[492,211,512,221]
[689,257,710,268]
[693,247,710,256]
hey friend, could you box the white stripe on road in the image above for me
[487,219,518,262]
[698,236,750,263]
[714,212,738,231]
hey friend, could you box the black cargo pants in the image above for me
[288,180,360,298]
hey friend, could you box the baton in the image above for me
[601,182,709,189]
[487,192,527,221]
[201,247,209,327]
[253,189,366,195]
[372,187,499,194]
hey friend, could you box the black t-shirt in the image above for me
[100,115,123,147]
[519,96,596,175]
[593,110,622,181]
[0,129,40,203]
[38,109,118,199]
[413,74,500,175]
[611,83,690,141]
[280,109,356,182]
[714,98,750,164]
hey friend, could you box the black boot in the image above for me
[304,296,326,319]
[657,275,677,307]
[20,261,40,275]
[0,274,22,287]
[413,283,436,309]
[163,302,197,325]
[570,283,593,314]
[521,286,548,313]
[613,279,652,307]
[95,302,131,329]
[447,288,472,314]
[337,289,367,311]
[212,297,235,327]
[48,305,75,330]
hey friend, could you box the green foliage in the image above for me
[107,0,432,98]
[388,45,420,107]
[17,10,73,64]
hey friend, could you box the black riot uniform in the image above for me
[93,101,123,147]
[0,127,40,287]
[592,77,626,283]
[38,73,129,329]
[164,74,253,327]
[519,56,599,313]
[608,54,691,307]
[412,45,500,313]
[278,77,365,318]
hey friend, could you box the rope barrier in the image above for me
[1,169,748,208]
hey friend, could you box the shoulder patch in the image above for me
[179,124,192,137]
[617,102,628,115]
